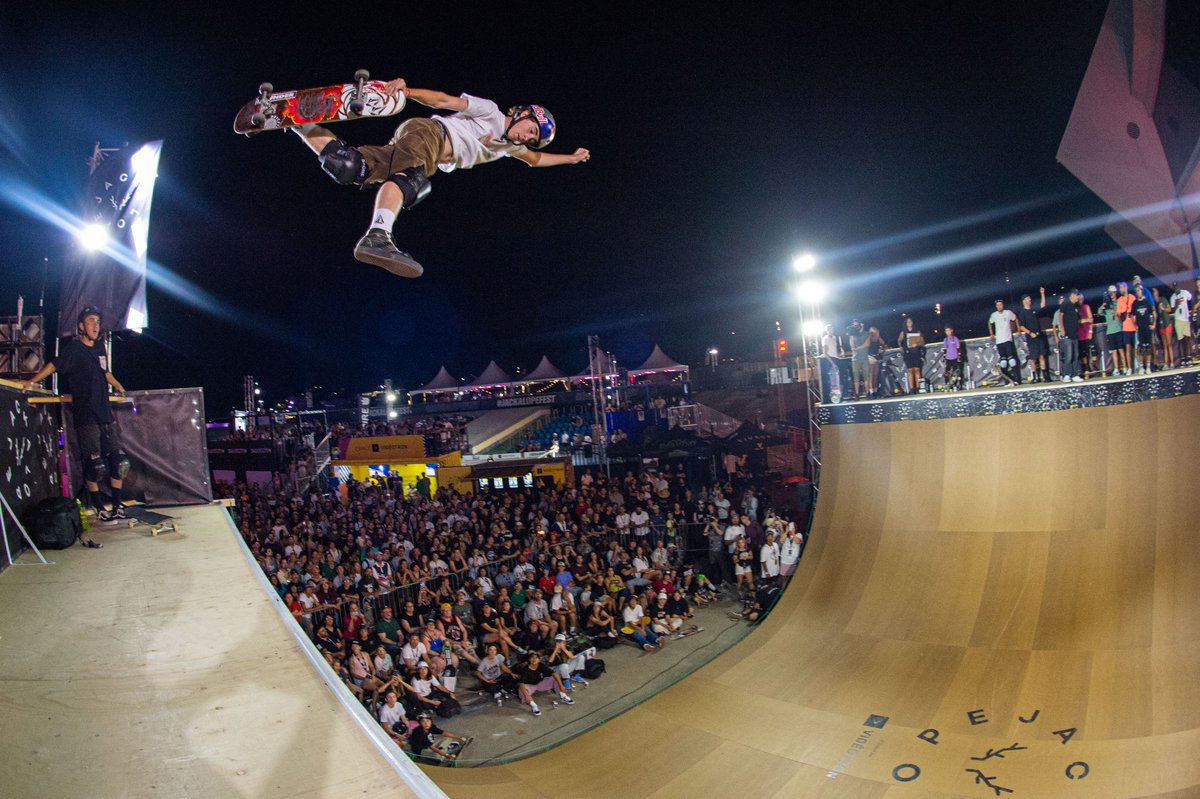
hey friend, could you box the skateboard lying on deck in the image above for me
[233,69,406,136]
[673,624,704,639]
[435,735,473,762]
[124,505,179,537]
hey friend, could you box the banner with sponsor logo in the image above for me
[341,435,426,463]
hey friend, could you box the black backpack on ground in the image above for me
[583,658,606,679]
[28,497,83,550]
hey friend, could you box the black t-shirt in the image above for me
[1132,297,1154,333]
[516,661,550,685]
[52,338,112,427]
[1014,307,1041,336]
[408,723,443,755]
[1059,302,1081,339]
[666,597,690,616]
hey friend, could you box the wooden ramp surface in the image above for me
[0,504,435,798]
[428,395,1200,798]
[1,396,1196,798]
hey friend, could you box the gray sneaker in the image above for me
[352,228,424,278]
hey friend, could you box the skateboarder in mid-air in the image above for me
[293,77,591,278]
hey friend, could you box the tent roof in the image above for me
[414,366,460,393]
[523,356,566,381]
[632,344,687,373]
[468,361,514,387]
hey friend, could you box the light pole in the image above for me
[791,252,826,485]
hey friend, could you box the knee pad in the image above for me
[386,166,431,209]
[84,455,108,484]
[318,139,368,186]
[107,450,131,480]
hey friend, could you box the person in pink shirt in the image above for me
[1077,294,1095,378]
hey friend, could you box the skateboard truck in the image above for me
[250,81,273,129]
[348,69,369,115]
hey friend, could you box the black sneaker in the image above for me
[353,228,424,278]
[98,508,119,526]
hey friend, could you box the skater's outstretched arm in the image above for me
[516,148,591,167]
[382,78,467,111]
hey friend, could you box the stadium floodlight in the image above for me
[802,319,826,338]
[793,278,827,305]
[386,392,396,403]
[130,144,160,178]
[388,410,398,419]
[79,223,109,251]
[792,252,817,273]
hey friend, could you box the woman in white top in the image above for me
[621,596,660,651]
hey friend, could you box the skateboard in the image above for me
[124,505,180,537]
[233,69,406,136]
[672,624,705,639]
[435,735,473,762]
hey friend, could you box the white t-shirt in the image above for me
[433,94,529,172]
[478,654,506,682]
[379,702,406,726]
[821,333,840,358]
[724,524,745,553]
[780,536,802,565]
[760,542,781,578]
[1171,289,1192,321]
[990,310,1017,344]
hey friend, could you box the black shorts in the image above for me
[77,423,122,461]
[997,341,1018,360]
[1078,338,1094,358]
[1025,334,1048,359]
[902,349,924,369]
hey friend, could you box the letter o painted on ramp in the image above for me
[1066,761,1090,780]
[892,764,920,783]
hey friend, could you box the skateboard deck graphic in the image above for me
[124,505,180,537]
[233,71,405,135]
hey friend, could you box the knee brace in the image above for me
[318,139,368,186]
[107,450,131,480]
[84,455,108,484]
[386,166,431,209]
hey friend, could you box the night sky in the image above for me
[0,2,1133,412]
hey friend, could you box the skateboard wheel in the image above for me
[348,100,364,115]
[354,69,370,82]
[251,112,266,128]
[258,82,273,95]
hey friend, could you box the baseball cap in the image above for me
[440,603,452,610]
[658,592,668,600]
[1108,285,1117,293]
[555,633,566,641]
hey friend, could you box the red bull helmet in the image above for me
[506,104,556,149]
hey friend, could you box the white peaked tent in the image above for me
[467,361,514,388]
[523,356,566,382]
[412,366,461,396]
[631,344,689,377]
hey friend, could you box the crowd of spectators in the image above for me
[226,457,800,761]
[821,274,1197,400]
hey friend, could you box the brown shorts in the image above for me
[358,118,443,184]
